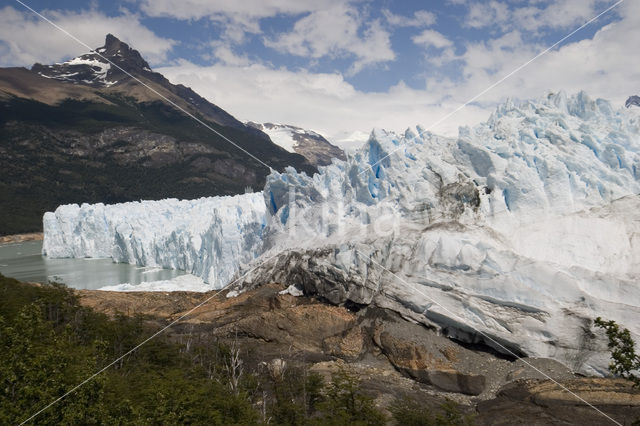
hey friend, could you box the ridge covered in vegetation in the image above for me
[0,275,468,425]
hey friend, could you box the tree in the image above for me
[594,317,640,387]
[0,276,262,424]
[312,367,386,426]
[224,337,244,395]
[266,364,325,425]
[0,304,118,425]
[389,396,431,426]
[389,395,474,426]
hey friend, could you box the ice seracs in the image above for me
[43,91,640,374]
[43,193,266,290]
[244,90,640,375]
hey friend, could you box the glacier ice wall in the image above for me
[262,91,640,273]
[43,91,640,374]
[43,194,266,288]
[245,91,640,375]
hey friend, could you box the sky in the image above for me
[0,0,638,149]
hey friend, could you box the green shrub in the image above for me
[389,395,474,426]
[311,367,387,426]
[594,317,640,387]
[0,275,259,425]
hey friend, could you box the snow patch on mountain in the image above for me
[247,122,346,166]
[32,34,156,88]
[253,123,303,152]
[37,55,117,87]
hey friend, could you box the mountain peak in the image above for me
[32,34,152,87]
[96,34,150,71]
[100,33,127,56]
[104,33,121,49]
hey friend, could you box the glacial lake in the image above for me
[0,240,186,290]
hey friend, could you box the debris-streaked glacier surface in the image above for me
[43,91,640,374]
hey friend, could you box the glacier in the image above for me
[43,91,640,374]
[43,194,266,289]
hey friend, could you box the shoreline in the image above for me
[0,232,44,244]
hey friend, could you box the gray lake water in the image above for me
[0,240,185,290]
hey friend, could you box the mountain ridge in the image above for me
[0,34,316,235]
[247,121,346,166]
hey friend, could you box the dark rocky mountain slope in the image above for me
[0,34,314,235]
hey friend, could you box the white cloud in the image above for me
[139,0,395,74]
[465,1,509,29]
[137,0,346,45]
[2,1,635,158]
[137,0,337,21]
[412,29,453,49]
[534,0,602,30]
[265,4,394,74]
[0,6,175,67]
[155,60,488,149]
[462,0,613,32]
[155,0,639,151]
[208,41,251,66]
[426,0,639,108]
[383,9,436,27]
[207,13,262,44]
